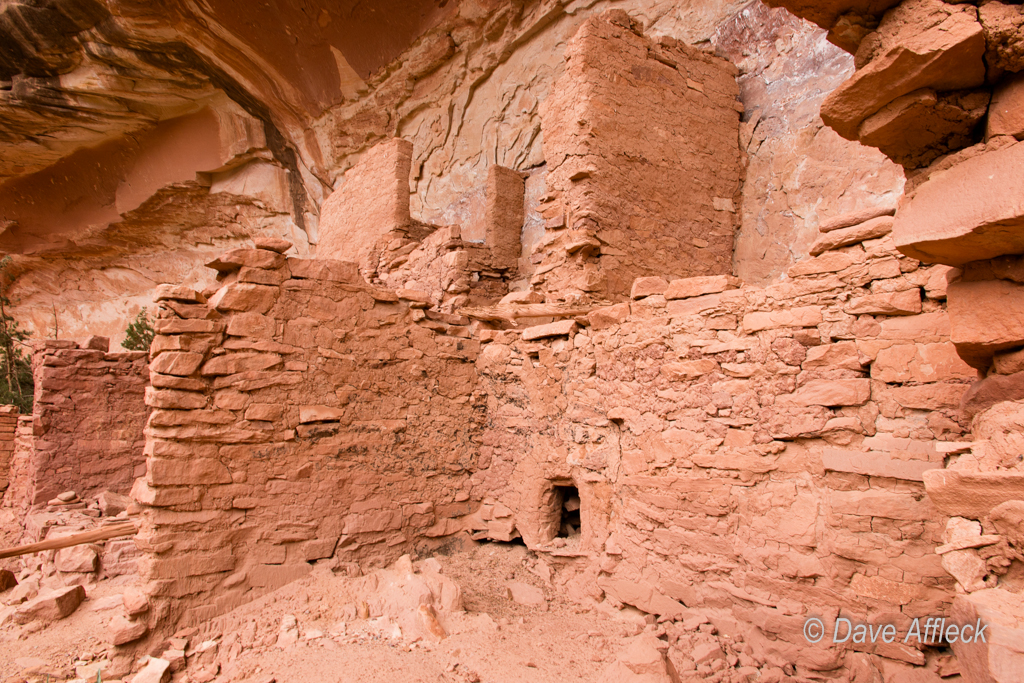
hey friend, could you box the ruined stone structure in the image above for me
[5,0,1024,681]
[536,13,743,300]
[2,340,148,515]
[134,253,484,624]
[0,407,19,500]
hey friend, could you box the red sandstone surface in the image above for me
[2,1,1024,682]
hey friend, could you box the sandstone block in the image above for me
[123,587,149,616]
[666,292,731,318]
[153,318,225,335]
[131,478,197,507]
[871,342,975,383]
[878,310,950,342]
[948,279,1024,370]
[207,248,286,272]
[844,288,921,316]
[145,386,207,410]
[286,258,360,283]
[819,203,897,232]
[299,405,345,423]
[950,590,1024,683]
[130,657,171,683]
[110,615,148,645]
[810,215,894,255]
[803,341,864,371]
[858,88,990,169]
[522,319,576,341]
[849,573,920,605]
[630,276,668,299]
[787,251,856,277]
[207,283,278,314]
[14,585,85,624]
[989,72,1024,141]
[994,348,1024,375]
[154,284,206,303]
[97,490,131,517]
[83,335,109,351]
[55,544,99,573]
[961,372,1024,418]
[150,351,204,377]
[245,404,285,421]
[692,642,725,665]
[148,458,232,486]
[894,141,1024,265]
[588,302,630,330]
[743,306,823,332]
[200,352,282,376]
[254,237,293,253]
[660,360,717,381]
[664,275,739,300]
[822,448,937,482]
[784,379,870,406]
[596,634,677,683]
[889,382,969,410]
[924,470,1024,518]
[942,548,988,593]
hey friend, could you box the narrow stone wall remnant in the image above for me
[0,405,18,499]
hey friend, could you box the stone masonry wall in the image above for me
[136,242,484,626]
[4,339,149,512]
[536,11,743,301]
[472,223,972,670]
[2,417,34,517]
[0,406,19,501]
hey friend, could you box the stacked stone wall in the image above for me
[472,230,971,668]
[0,406,19,500]
[2,340,148,513]
[136,246,484,625]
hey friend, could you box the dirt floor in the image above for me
[0,504,965,683]
[0,531,675,683]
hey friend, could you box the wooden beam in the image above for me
[0,521,137,560]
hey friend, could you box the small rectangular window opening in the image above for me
[555,485,581,538]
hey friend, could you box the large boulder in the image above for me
[821,0,985,142]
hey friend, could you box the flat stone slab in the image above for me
[894,141,1024,265]
[924,469,1024,518]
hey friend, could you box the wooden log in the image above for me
[0,521,137,560]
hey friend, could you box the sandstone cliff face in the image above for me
[1,0,871,344]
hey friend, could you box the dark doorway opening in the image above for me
[555,485,581,538]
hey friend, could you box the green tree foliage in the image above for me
[122,307,155,352]
[0,257,33,413]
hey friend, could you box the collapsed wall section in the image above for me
[536,11,743,301]
[472,230,972,668]
[2,339,148,514]
[136,245,484,625]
